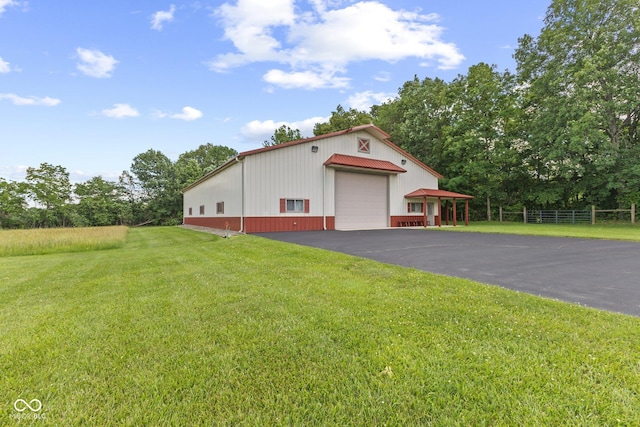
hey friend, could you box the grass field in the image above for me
[1,226,640,425]
[440,221,640,241]
[0,226,129,257]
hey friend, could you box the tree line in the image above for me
[0,145,237,229]
[2,0,638,228]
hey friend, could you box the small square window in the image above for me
[199,205,205,215]
[409,202,423,213]
[216,202,224,214]
[286,199,304,212]
[188,207,193,216]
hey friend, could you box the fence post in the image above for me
[591,205,596,225]
[632,203,636,224]
[523,207,527,224]
[499,205,503,222]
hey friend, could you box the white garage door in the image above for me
[335,171,388,230]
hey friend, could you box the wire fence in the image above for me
[497,204,637,225]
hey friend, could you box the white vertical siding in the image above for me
[184,129,442,222]
[183,162,243,217]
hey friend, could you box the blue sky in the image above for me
[1,0,549,182]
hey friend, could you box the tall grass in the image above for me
[0,226,129,257]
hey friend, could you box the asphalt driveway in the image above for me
[256,229,640,317]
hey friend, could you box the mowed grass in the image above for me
[1,227,640,425]
[440,221,640,241]
[0,226,129,257]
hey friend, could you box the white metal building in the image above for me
[182,124,472,233]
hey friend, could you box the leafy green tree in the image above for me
[130,150,180,225]
[515,0,640,208]
[74,176,128,226]
[0,178,28,228]
[377,76,453,172]
[177,144,238,175]
[313,105,373,136]
[444,64,523,219]
[263,125,302,147]
[25,163,72,227]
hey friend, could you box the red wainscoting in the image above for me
[244,217,326,233]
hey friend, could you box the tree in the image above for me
[177,144,238,175]
[130,150,180,225]
[444,64,523,219]
[515,0,640,208]
[0,178,28,228]
[313,105,373,135]
[262,125,302,147]
[74,176,128,226]
[24,163,72,227]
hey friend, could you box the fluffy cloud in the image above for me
[154,106,203,121]
[0,56,10,73]
[76,48,118,78]
[263,69,349,89]
[170,106,203,121]
[151,4,176,31]
[346,90,395,111]
[241,116,328,141]
[102,103,139,118]
[209,0,464,88]
[0,0,17,15]
[0,93,61,106]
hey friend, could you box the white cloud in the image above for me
[0,93,61,106]
[346,90,395,111]
[241,116,328,141]
[154,106,204,121]
[76,48,118,78]
[209,0,465,88]
[151,4,176,31]
[0,56,10,73]
[263,69,349,89]
[0,0,17,16]
[170,106,203,121]
[102,103,139,118]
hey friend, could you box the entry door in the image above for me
[335,171,388,230]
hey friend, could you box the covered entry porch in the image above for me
[404,189,474,227]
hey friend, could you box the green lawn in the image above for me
[438,221,640,241]
[1,227,640,425]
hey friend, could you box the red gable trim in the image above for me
[323,153,406,174]
[405,188,474,199]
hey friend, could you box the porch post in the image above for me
[453,198,457,227]
[465,199,469,226]
[423,196,427,227]
[445,200,449,225]
[437,197,442,227]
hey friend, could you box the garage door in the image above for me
[335,171,388,230]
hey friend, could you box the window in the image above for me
[216,201,224,214]
[280,198,310,213]
[427,203,434,216]
[188,207,193,216]
[408,202,423,213]
[199,205,205,215]
[357,137,370,154]
[287,199,304,212]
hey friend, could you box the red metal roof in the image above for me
[405,188,474,199]
[324,153,407,174]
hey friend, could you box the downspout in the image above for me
[323,165,326,230]
[235,156,245,233]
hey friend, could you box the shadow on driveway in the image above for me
[256,229,640,317]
